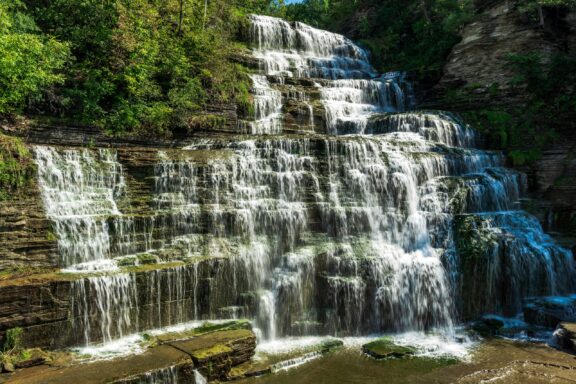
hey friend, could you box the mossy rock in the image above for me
[191,344,234,360]
[362,337,416,359]
[117,256,136,267]
[320,339,344,351]
[155,320,252,344]
[472,317,505,337]
[193,319,252,334]
[137,254,158,265]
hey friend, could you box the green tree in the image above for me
[0,1,69,115]
[286,0,474,78]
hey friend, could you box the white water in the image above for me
[30,15,574,370]
[256,333,474,361]
[34,146,126,269]
[73,319,234,359]
[245,14,411,134]
[139,366,178,384]
[194,369,208,384]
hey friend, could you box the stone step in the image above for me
[4,328,256,384]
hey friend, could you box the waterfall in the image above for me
[194,369,208,384]
[139,366,178,384]
[71,274,138,345]
[34,146,126,270]
[244,14,412,135]
[30,14,575,352]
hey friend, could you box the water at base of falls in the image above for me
[139,367,178,384]
[31,13,575,355]
[194,370,208,384]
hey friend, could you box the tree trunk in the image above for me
[178,0,184,34]
[538,6,545,28]
[421,0,431,23]
[203,0,208,30]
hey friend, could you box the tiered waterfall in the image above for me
[33,14,574,347]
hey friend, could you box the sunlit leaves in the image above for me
[0,2,69,115]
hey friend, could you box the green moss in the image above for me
[116,256,137,267]
[320,339,344,351]
[192,343,233,360]
[362,337,416,359]
[45,230,57,242]
[0,133,36,200]
[137,254,158,265]
[2,327,23,353]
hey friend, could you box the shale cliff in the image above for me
[426,0,576,240]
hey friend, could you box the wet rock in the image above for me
[362,338,416,359]
[554,322,576,352]
[15,357,45,369]
[523,295,576,328]
[2,362,15,373]
[472,316,505,336]
[471,315,544,338]
[6,328,257,384]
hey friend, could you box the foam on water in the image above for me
[73,319,233,360]
[256,332,475,361]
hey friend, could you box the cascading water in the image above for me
[138,366,178,384]
[244,14,411,135]
[32,14,575,355]
[34,146,126,270]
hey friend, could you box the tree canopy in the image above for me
[0,1,69,115]
[2,0,274,134]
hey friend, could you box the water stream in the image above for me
[32,14,574,364]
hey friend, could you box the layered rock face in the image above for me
[0,191,57,271]
[0,14,574,355]
[427,0,576,237]
[434,1,554,106]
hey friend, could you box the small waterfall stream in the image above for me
[32,14,574,355]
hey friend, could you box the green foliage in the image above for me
[285,0,474,79]
[506,52,576,107]
[518,0,576,13]
[3,327,23,353]
[0,133,36,200]
[14,0,273,135]
[458,51,574,165]
[0,1,69,115]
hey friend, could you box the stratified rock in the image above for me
[430,1,574,110]
[523,295,576,328]
[14,358,45,369]
[362,337,416,359]
[425,0,576,240]
[171,328,256,381]
[6,328,257,384]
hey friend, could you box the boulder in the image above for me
[553,322,576,352]
[523,295,576,328]
[362,337,416,359]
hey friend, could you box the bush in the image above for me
[3,327,23,353]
